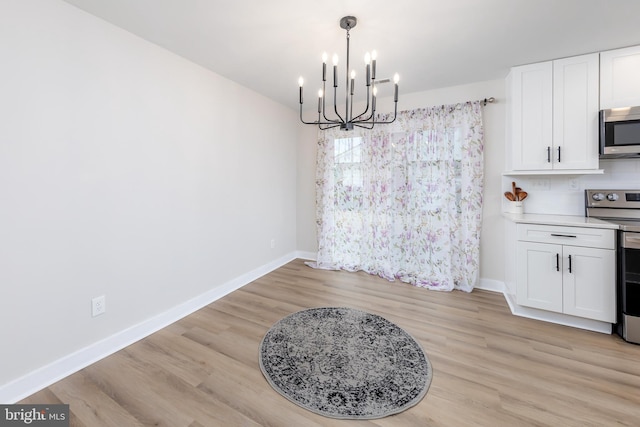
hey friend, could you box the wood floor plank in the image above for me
[49,372,144,427]
[18,259,640,426]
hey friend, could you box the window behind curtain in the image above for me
[309,102,484,292]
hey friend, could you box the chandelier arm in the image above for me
[352,110,372,122]
[299,105,321,125]
[352,87,372,121]
[379,101,399,123]
[366,115,397,125]
[319,122,343,130]
[355,102,398,125]
[300,105,349,127]
[353,122,375,130]
[321,81,333,123]
[321,83,344,125]
[354,105,376,123]
[332,85,345,122]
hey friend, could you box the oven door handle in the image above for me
[623,234,640,249]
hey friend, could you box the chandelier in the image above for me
[298,16,399,131]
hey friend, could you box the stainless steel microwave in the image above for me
[600,106,640,158]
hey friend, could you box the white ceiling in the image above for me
[62,0,640,109]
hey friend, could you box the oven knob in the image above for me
[592,193,605,201]
[607,193,619,201]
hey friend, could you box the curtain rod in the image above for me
[450,97,495,111]
[481,97,495,106]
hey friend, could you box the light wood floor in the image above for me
[21,259,640,426]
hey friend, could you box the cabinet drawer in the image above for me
[516,223,615,249]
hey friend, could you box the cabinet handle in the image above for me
[557,146,561,163]
[547,146,551,163]
[568,254,572,273]
[550,233,577,238]
[556,253,559,272]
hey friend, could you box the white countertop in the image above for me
[502,213,620,229]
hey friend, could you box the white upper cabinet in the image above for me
[510,61,553,170]
[552,54,599,170]
[600,45,640,109]
[509,53,599,172]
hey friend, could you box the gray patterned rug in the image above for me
[259,307,432,419]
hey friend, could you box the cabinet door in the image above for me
[553,54,599,170]
[562,246,616,322]
[600,45,640,109]
[516,241,563,312]
[510,62,553,170]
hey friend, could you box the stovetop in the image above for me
[585,189,640,233]
[585,189,640,209]
[599,219,640,233]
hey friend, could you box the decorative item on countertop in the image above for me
[504,181,527,214]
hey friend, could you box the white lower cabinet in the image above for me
[516,224,616,323]
[517,242,563,312]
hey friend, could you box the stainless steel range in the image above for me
[586,189,640,344]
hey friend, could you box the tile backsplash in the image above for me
[502,159,640,216]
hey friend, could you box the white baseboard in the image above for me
[475,280,612,334]
[0,252,299,404]
[476,278,505,293]
[502,292,612,334]
[294,250,316,261]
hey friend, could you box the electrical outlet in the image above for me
[568,177,580,191]
[530,179,551,191]
[270,238,276,249]
[92,295,106,317]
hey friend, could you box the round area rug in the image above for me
[259,307,432,419]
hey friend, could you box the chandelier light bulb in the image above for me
[322,52,328,63]
[332,54,339,66]
[298,77,304,104]
[365,53,371,86]
[393,74,399,102]
[371,50,377,80]
[318,89,323,98]
[372,85,377,111]
[350,70,356,95]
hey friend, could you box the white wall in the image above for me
[501,160,640,216]
[0,0,298,395]
[296,79,507,286]
[296,123,318,257]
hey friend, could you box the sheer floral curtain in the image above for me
[309,101,484,292]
